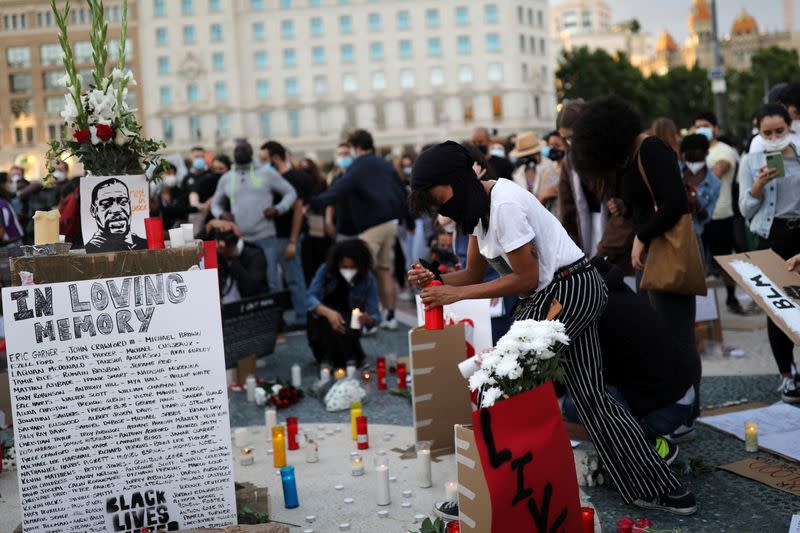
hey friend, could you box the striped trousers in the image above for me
[515,264,681,503]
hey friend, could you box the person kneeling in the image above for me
[207,219,269,304]
[306,239,379,368]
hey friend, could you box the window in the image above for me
[259,112,271,138]
[158,56,170,74]
[458,65,473,83]
[339,15,352,34]
[429,68,444,87]
[48,124,58,140]
[286,77,298,97]
[519,35,525,52]
[528,8,534,25]
[425,9,439,28]
[397,10,409,30]
[156,27,168,46]
[255,51,267,69]
[189,116,202,140]
[75,42,93,64]
[488,62,503,81]
[217,114,230,138]
[7,47,31,68]
[213,52,225,71]
[281,20,294,38]
[343,73,357,92]
[209,0,221,13]
[162,118,174,141]
[341,44,354,63]
[215,82,227,101]
[529,36,535,53]
[338,0,350,4]
[517,6,523,23]
[160,86,172,104]
[45,96,63,115]
[535,95,541,118]
[561,11,577,30]
[256,79,270,99]
[427,38,441,57]
[252,22,265,41]
[456,6,469,25]
[400,69,414,89]
[210,23,222,42]
[40,44,61,66]
[311,17,323,36]
[540,38,546,55]
[370,43,383,61]
[312,46,325,65]
[14,127,34,145]
[108,39,133,62]
[183,25,196,44]
[463,98,474,123]
[457,36,471,55]
[484,4,498,23]
[11,99,33,117]
[487,33,500,53]
[10,74,32,94]
[492,95,503,119]
[368,13,381,32]
[43,71,63,90]
[582,10,592,29]
[313,75,327,94]
[155,0,166,17]
[521,63,529,81]
[182,0,193,15]
[399,40,412,59]
[284,48,297,67]
[187,83,199,103]
[372,71,386,90]
[288,110,300,137]
[278,0,290,8]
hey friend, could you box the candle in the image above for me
[417,441,432,488]
[273,426,287,468]
[362,371,372,382]
[580,506,595,533]
[305,434,319,463]
[446,521,461,533]
[59,234,66,243]
[168,227,185,248]
[144,217,165,250]
[265,409,277,435]
[423,280,445,330]
[350,308,362,330]
[745,421,759,452]
[397,363,407,390]
[292,364,302,387]
[346,363,357,378]
[180,223,195,244]
[375,455,391,506]
[376,357,386,370]
[287,417,300,450]
[445,481,458,502]
[320,365,331,383]
[32,209,60,245]
[203,240,218,269]
[351,452,364,476]
[233,428,248,448]
[254,388,267,406]
[350,401,362,441]
[387,353,397,374]
[376,365,386,391]
[356,416,369,450]
[240,447,254,466]
[280,465,300,509]
[245,374,256,402]
[334,368,346,380]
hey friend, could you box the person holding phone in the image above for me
[738,103,800,404]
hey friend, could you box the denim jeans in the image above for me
[255,236,308,326]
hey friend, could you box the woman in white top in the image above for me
[407,141,693,515]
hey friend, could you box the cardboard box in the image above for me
[455,424,491,532]
[409,323,473,454]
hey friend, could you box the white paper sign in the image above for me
[81,174,149,254]
[695,287,719,322]
[415,296,493,353]
[2,270,236,533]
[729,260,800,339]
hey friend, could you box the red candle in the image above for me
[376,357,386,369]
[144,217,165,250]
[356,415,369,450]
[580,506,595,533]
[424,280,445,330]
[286,417,299,450]
[446,521,460,533]
[203,240,218,269]
[377,365,387,391]
[397,363,407,390]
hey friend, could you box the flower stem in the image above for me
[51,0,86,127]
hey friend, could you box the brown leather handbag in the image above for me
[637,152,708,296]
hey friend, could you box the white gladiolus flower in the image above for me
[114,128,129,146]
[480,387,503,408]
[112,67,124,81]
[60,96,78,123]
[57,74,71,87]
[89,126,101,145]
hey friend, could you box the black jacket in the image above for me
[218,242,268,300]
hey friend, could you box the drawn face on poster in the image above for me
[81,175,148,254]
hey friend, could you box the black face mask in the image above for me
[547,148,566,162]
[438,178,489,234]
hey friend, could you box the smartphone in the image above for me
[766,151,785,177]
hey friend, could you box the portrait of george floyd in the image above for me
[81,175,149,254]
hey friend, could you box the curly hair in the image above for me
[325,239,373,279]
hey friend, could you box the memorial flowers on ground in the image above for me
[45,0,164,183]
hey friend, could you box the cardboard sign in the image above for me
[222,292,289,368]
[81,174,149,254]
[409,323,473,454]
[455,424,493,531]
[720,456,800,498]
[415,297,493,354]
[716,250,800,346]
[2,270,236,532]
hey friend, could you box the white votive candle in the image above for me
[445,481,458,502]
[376,464,391,506]
[245,374,256,402]
[346,363,357,378]
[417,444,432,488]
[292,363,302,387]
[320,366,331,383]
[265,409,277,434]
[168,227,185,248]
[350,308,362,330]
[180,223,195,244]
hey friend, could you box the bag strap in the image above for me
[635,135,658,213]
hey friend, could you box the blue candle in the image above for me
[280,465,300,509]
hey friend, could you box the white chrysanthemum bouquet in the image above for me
[468,320,570,408]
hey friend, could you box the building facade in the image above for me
[137,0,555,159]
[0,0,141,179]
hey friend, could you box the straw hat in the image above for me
[509,131,547,158]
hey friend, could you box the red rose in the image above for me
[95,124,113,142]
[633,518,653,532]
[617,517,634,533]
[73,129,91,143]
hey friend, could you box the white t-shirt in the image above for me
[706,141,739,220]
[473,179,584,293]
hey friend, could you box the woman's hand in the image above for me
[407,265,435,289]
[751,166,778,198]
[631,236,646,271]
[472,162,487,180]
[325,309,347,334]
[787,254,800,273]
[359,313,375,328]
[420,283,461,309]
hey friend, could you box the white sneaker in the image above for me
[380,318,398,331]
[363,326,378,337]
[779,376,800,404]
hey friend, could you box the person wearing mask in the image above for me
[299,157,334,284]
[571,96,702,445]
[329,142,358,241]
[156,163,193,230]
[408,140,694,517]
[509,131,559,214]
[471,126,514,178]
[7,166,26,218]
[0,172,24,246]
[749,83,800,154]
[679,134,721,241]
[306,239,379,368]
[738,103,800,403]
[651,117,681,158]
[396,151,427,298]
[184,146,211,191]
[205,219,268,304]
[260,140,311,330]
[694,111,746,314]
[310,129,407,331]
[211,142,298,291]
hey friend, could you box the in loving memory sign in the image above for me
[1,269,236,533]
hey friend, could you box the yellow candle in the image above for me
[745,421,759,452]
[273,426,287,468]
[350,401,362,441]
[33,209,60,245]
[334,368,346,380]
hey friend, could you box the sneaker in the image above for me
[433,500,459,521]
[655,437,679,466]
[726,299,747,315]
[380,318,398,331]
[780,376,800,404]
[665,423,696,443]
[363,326,379,337]
[633,486,697,516]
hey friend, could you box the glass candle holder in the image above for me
[397,363,407,390]
[356,416,369,450]
[446,521,461,533]
[335,368,346,380]
[745,421,759,452]
[280,465,300,509]
[273,426,287,468]
[416,441,432,488]
[351,452,365,476]
[581,506,595,533]
[240,447,254,466]
[350,401,362,441]
[376,365,387,391]
[287,417,299,450]
[445,480,458,502]
[375,454,391,506]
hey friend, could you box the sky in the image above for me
[551,0,795,42]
